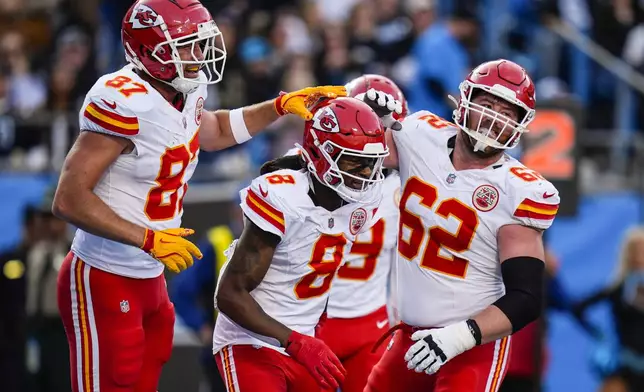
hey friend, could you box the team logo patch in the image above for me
[350,208,367,235]
[195,97,204,125]
[472,184,499,212]
[129,4,162,29]
[311,107,340,133]
[120,300,130,313]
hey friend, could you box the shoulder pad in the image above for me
[80,67,154,138]
[403,110,458,132]
[394,110,457,146]
[239,170,310,239]
[505,165,560,230]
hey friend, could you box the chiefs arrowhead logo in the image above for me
[129,4,162,29]
[311,107,340,133]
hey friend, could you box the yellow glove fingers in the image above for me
[173,247,194,269]
[164,257,181,273]
[182,239,203,260]
[315,86,347,98]
[162,228,194,237]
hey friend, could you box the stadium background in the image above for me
[1,0,644,391]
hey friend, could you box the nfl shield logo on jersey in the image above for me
[472,184,499,212]
[446,173,457,184]
[328,217,335,228]
[350,208,367,235]
[120,300,130,314]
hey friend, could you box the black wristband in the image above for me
[466,319,482,346]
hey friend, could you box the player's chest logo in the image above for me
[328,217,335,229]
[349,208,367,235]
[472,184,499,212]
[446,173,457,184]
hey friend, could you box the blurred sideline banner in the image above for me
[524,99,582,217]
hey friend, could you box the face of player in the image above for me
[177,42,205,79]
[465,91,521,155]
[337,155,377,190]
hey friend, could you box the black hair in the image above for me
[259,154,306,175]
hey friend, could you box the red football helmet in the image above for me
[122,0,226,94]
[345,74,408,120]
[296,97,388,202]
[452,59,536,151]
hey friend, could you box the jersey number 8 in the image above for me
[294,219,386,299]
[398,176,479,278]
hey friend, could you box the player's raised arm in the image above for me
[215,219,288,342]
[199,86,347,151]
[345,75,408,170]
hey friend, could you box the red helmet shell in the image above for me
[122,0,225,92]
[454,59,536,150]
[465,60,535,112]
[300,97,388,201]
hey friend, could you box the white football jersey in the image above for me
[326,171,400,319]
[71,64,207,279]
[392,111,560,327]
[213,169,382,354]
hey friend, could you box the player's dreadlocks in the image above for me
[260,154,306,175]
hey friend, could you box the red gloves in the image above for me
[285,331,346,389]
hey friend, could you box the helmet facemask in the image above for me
[125,18,226,94]
[451,81,536,153]
[296,136,388,204]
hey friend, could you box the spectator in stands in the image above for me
[373,0,414,70]
[406,6,477,118]
[170,201,244,392]
[0,205,43,392]
[1,30,46,118]
[574,227,644,392]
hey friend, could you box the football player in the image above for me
[313,75,406,392]
[213,97,388,392]
[52,1,345,391]
[363,59,560,391]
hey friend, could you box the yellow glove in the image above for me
[140,228,203,273]
[274,86,347,120]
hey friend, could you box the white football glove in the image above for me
[404,321,476,375]
[355,88,403,131]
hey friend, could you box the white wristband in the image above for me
[229,108,252,144]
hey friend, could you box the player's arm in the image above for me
[215,218,291,343]
[404,225,545,374]
[471,224,545,344]
[53,94,201,272]
[216,218,346,389]
[199,86,347,151]
[53,131,147,247]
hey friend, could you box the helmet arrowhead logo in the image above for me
[311,107,340,133]
[129,5,162,29]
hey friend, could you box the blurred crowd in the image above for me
[0,0,644,179]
